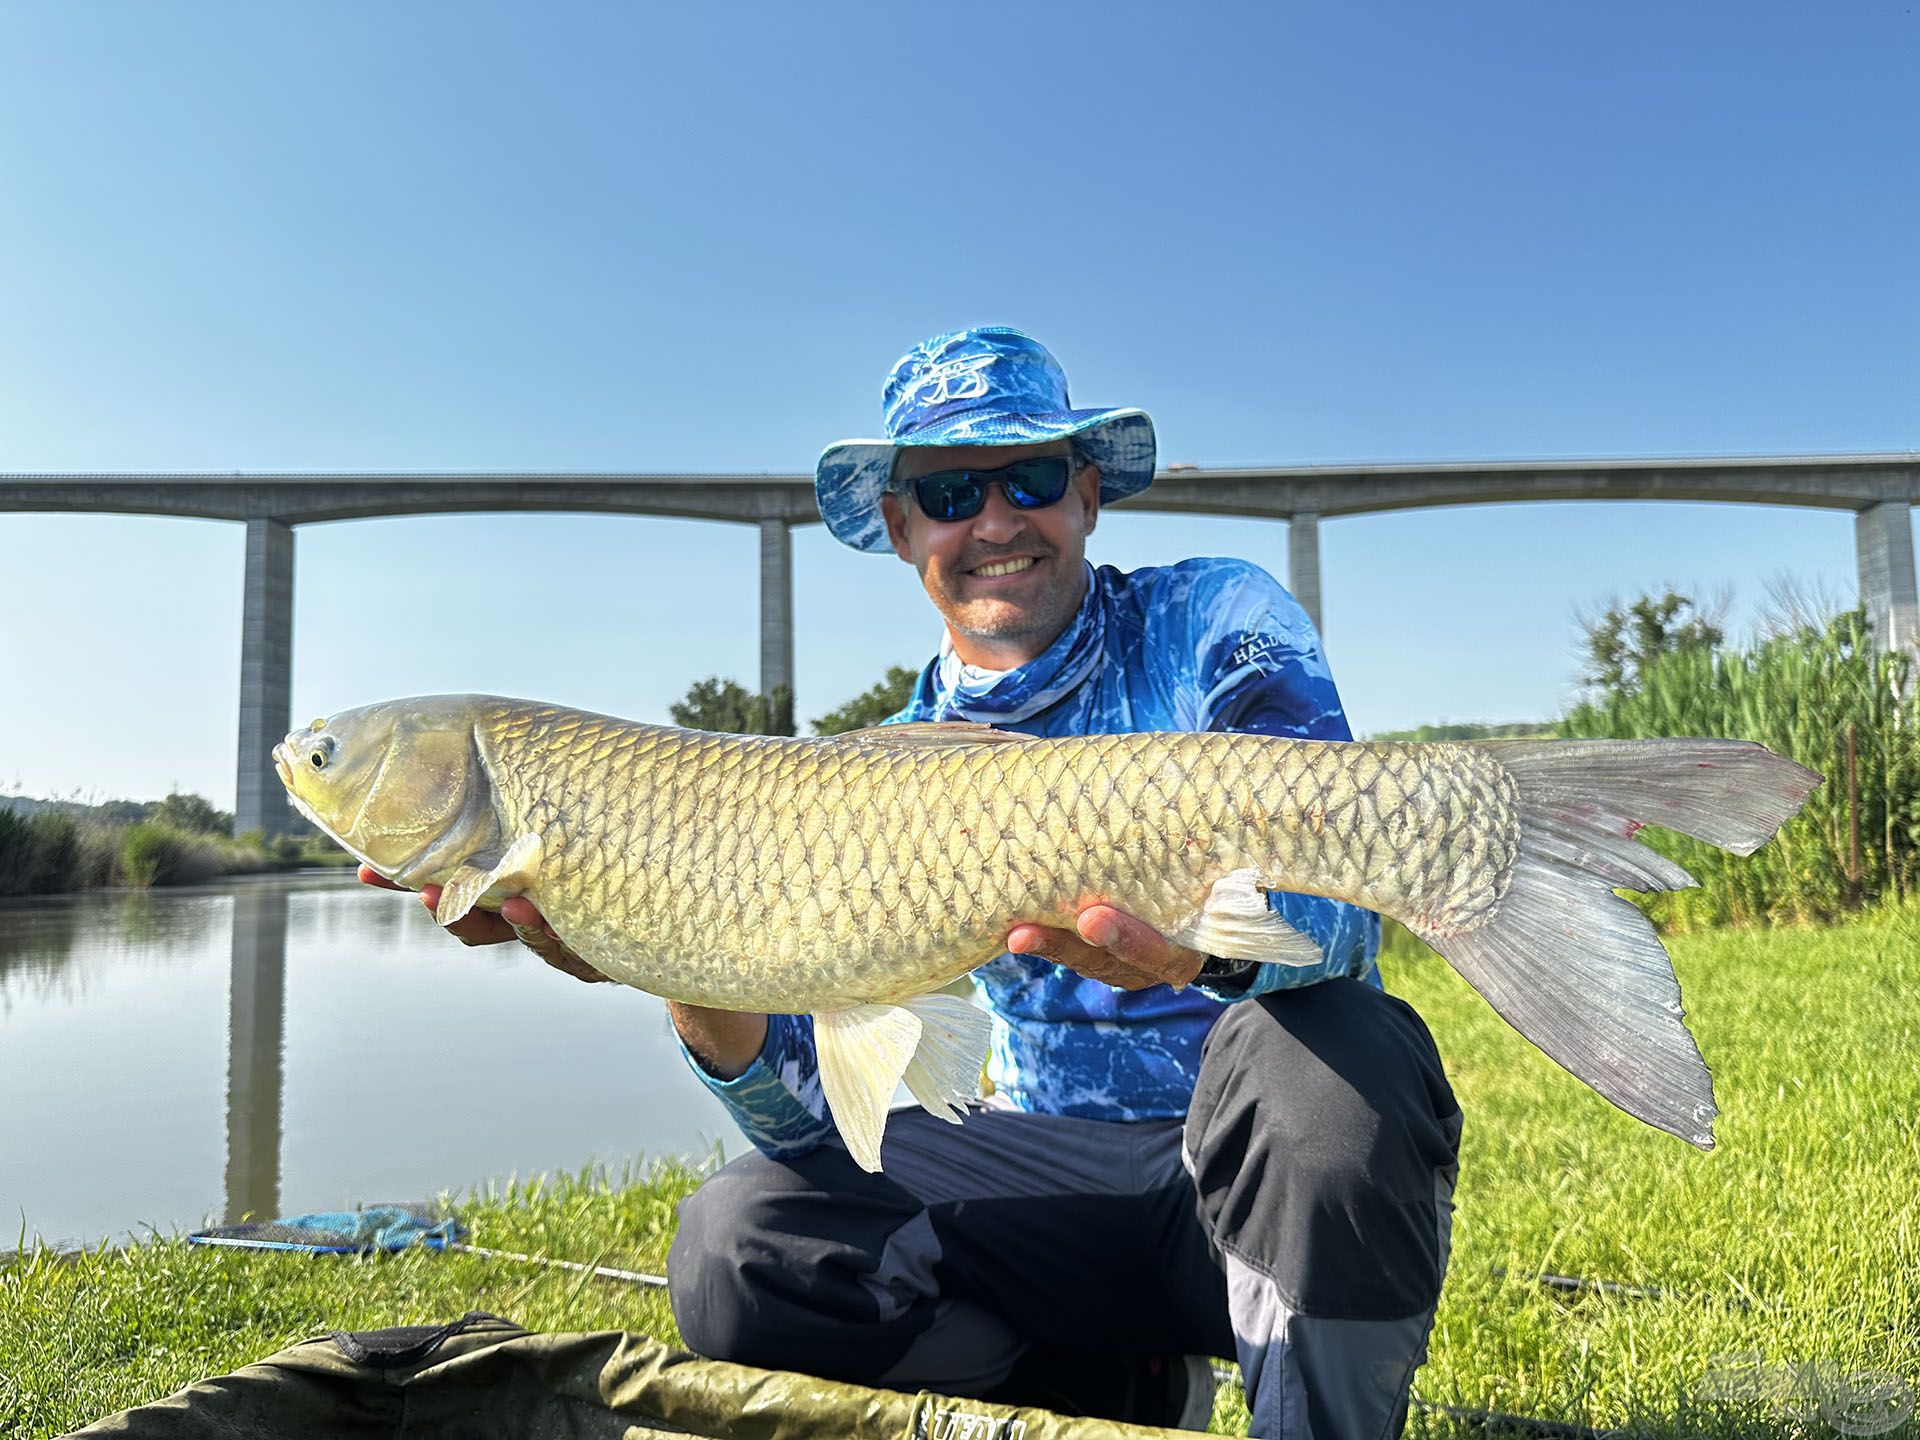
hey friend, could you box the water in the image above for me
[0,871,741,1248]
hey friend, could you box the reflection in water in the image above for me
[0,872,739,1248]
[0,888,226,1012]
[224,885,286,1223]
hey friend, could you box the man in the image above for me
[376,327,1460,1438]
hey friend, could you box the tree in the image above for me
[811,666,922,736]
[1581,589,1725,696]
[152,791,234,836]
[669,677,795,736]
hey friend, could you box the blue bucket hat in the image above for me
[815,326,1157,554]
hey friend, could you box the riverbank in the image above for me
[0,804,351,898]
[7,906,1917,1437]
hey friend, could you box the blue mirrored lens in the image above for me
[911,456,1071,522]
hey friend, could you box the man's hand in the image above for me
[357,864,613,984]
[1006,905,1204,991]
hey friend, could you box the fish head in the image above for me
[274,697,489,878]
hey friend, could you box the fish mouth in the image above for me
[271,740,353,855]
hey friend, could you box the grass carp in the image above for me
[275,696,1818,1170]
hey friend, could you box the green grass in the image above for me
[6,911,1918,1437]
[1399,903,1920,1438]
[0,1163,704,1437]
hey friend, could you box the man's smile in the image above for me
[969,556,1039,579]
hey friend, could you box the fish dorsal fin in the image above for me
[1166,868,1324,967]
[433,832,543,927]
[836,721,1030,749]
[814,993,993,1171]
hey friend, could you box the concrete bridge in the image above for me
[4,451,1915,833]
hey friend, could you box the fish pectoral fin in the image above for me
[898,992,993,1125]
[814,1004,924,1173]
[836,721,1029,749]
[433,832,544,928]
[1167,868,1324,967]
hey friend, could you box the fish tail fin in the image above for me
[1413,739,1820,1149]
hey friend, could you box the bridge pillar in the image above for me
[759,518,794,724]
[1289,511,1323,636]
[235,518,296,835]
[224,883,287,1223]
[1855,501,1918,653]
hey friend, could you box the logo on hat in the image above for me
[905,353,996,409]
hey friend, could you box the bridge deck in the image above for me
[4,454,1913,832]
[2,453,1916,524]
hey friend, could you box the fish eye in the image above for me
[310,750,327,770]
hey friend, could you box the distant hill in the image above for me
[0,793,155,826]
[1365,721,1552,743]
[0,791,303,837]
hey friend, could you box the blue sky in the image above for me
[1,2,1914,806]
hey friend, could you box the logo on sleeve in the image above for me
[1229,630,1288,673]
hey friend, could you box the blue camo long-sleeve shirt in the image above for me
[679,557,1381,1157]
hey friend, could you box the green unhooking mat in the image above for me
[66,1311,1193,1439]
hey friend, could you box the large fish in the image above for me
[276,696,1818,1170]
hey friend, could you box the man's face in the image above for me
[880,441,1102,668]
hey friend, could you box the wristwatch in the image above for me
[1196,955,1260,988]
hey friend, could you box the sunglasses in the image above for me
[899,454,1077,524]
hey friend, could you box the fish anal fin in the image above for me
[814,1004,923,1172]
[837,721,1029,750]
[1167,869,1322,967]
[433,832,543,927]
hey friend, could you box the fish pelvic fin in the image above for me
[433,832,543,927]
[899,993,996,1123]
[814,993,992,1172]
[1418,739,1820,1151]
[1166,868,1324,966]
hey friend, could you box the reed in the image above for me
[1559,608,1914,928]
[0,794,348,896]
[0,810,87,897]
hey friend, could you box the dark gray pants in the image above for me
[669,980,1461,1439]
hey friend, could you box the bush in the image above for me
[119,822,222,889]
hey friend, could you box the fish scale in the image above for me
[277,694,1818,1163]
[466,703,1505,1011]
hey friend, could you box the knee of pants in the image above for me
[1188,981,1462,1320]
[668,1160,771,1363]
[667,1147,932,1376]
[1198,981,1459,1187]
